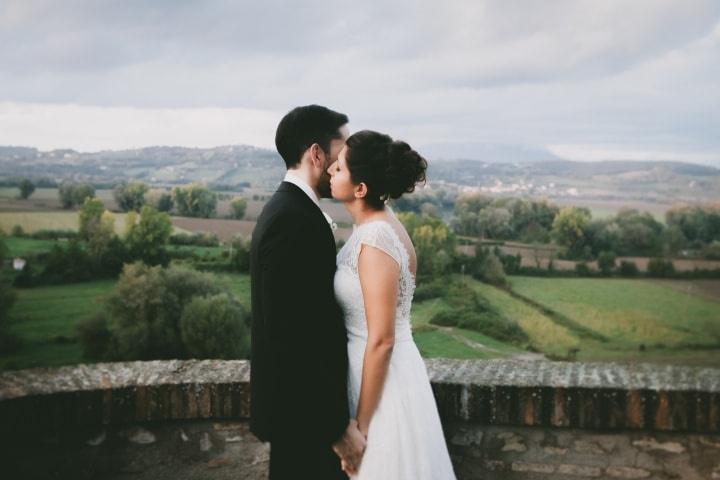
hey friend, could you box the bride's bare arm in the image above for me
[355,244,400,437]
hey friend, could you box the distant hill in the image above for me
[1,144,718,204]
[0,145,283,188]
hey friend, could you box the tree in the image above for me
[597,251,616,276]
[472,245,507,285]
[452,193,493,236]
[180,293,249,358]
[58,181,96,208]
[125,205,173,265]
[113,181,149,212]
[78,199,120,270]
[647,258,675,278]
[230,197,248,219]
[172,183,217,218]
[230,236,251,272]
[18,179,35,199]
[613,209,664,256]
[89,211,117,260]
[551,207,592,259]
[478,207,512,239]
[156,192,174,212]
[78,197,105,240]
[58,182,75,208]
[398,212,457,278]
[76,262,247,361]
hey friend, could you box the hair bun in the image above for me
[384,140,428,199]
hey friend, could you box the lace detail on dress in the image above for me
[335,220,416,341]
[333,219,458,479]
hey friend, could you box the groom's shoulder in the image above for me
[259,187,304,220]
[255,190,311,236]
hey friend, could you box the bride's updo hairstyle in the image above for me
[345,130,428,210]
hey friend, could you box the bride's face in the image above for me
[328,146,358,203]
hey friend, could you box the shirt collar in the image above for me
[283,170,320,208]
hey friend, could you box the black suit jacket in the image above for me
[249,181,349,445]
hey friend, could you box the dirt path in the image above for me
[437,326,546,361]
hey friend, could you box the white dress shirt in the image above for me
[283,170,336,230]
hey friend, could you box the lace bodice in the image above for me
[334,220,416,342]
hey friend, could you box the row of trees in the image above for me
[445,192,720,261]
[452,195,559,243]
[113,181,248,219]
[51,181,248,220]
[14,196,174,287]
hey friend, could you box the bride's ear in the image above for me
[355,182,368,199]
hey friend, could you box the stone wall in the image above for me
[1,358,720,479]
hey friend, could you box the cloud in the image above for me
[0,0,718,164]
[0,102,281,151]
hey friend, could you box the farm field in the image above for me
[3,271,719,371]
[0,211,191,237]
[0,280,116,371]
[506,276,720,365]
[0,273,252,371]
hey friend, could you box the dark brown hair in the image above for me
[345,130,427,210]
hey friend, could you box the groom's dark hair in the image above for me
[275,105,348,169]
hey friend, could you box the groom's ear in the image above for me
[309,143,324,168]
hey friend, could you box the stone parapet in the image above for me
[2,358,720,479]
[1,359,720,437]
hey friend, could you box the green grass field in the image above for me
[4,237,62,257]
[0,273,252,371]
[3,271,720,371]
[0,280,116,370]
[506,276,720,364]
[0,211,190,237]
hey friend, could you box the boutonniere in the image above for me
[322,211,337,231]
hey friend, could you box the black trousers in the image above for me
[269,437,348,480]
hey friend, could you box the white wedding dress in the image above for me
[334,218,457,480]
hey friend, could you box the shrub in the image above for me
[125,206,172,266]
[59,182,95,208]
[172,184,217,218]
[427,279,528,344]
[30,229,78,240]
[180,293,249,358]
[413,277,449,302]
[230,197,248,220]
[169,232,220,247]
[647,258,675,278]
[597,251,616,276]
[618,261,639,277]
[575,262,591,276]
[77,262,249,361]
[230,236,250,272]
[75,312,112,360]
[113,181,149,212]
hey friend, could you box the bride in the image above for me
[328,130,457,479]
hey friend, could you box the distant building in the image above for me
[13,258,26,271]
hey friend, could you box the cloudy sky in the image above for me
[0,0,718,165]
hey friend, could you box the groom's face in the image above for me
[317,125,349,198]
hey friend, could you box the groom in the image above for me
[249,105,366,479]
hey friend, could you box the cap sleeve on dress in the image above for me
[357,221,403,268]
